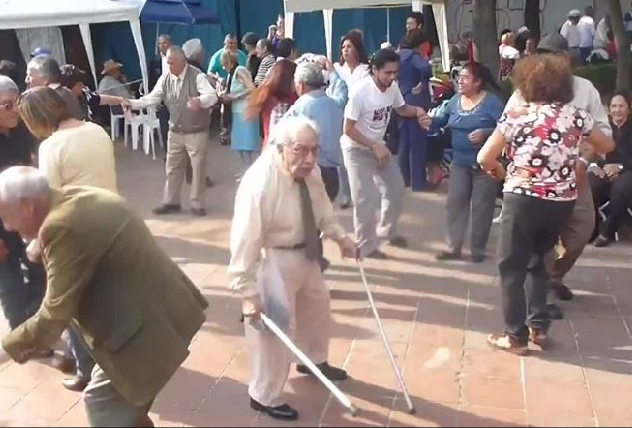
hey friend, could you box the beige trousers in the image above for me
[164,130,209,210]
[246,249,331,407]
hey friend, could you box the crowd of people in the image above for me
[0,7,631,427]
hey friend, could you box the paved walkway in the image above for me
[0,141,631,427]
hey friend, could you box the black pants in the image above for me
[320,166,340,202]
[498,194,575,343]
[589,171,632,239]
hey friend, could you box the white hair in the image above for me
[271,116,320,147]
[0,76,19,96]
[166,46,187,61]
[0,167,50,205]
[295,62,324,89]
[182,38,204,61]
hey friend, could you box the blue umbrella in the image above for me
[140,0,220,25]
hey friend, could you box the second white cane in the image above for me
[356,261,416,414]
[260,313,359,417]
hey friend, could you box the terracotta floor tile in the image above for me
[462,377,524,410]
[525,379,594,427]
[456,405,527,427]
[461,349,522,380]
[589,382,632,427]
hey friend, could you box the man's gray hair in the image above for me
[158,34,172,43]
[0,166,50,205]
[272,116,321,147]
[0,76,19,96]
[295,62,324,89]
[27,55,61,83]
[183,38,204,61]
[167,46,187,61]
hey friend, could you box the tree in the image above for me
[608,0,631,90]
[472,0,499,77]
[524,0,540,40]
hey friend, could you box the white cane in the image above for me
[259,313,359,417]
[356,261,416,414]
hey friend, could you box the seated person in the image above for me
[589,90,632,247]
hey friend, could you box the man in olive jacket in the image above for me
[0,166,208,427]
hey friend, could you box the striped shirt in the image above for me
[254,54,276,86]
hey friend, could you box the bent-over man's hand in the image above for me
[242,297,264,320]
[187,97,203,111]
[26,240,42,264]
[337,235,359,260]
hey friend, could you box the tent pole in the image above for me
[386,7,390,44]
[155,23,160,55]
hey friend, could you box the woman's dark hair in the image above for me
[371,48,401,71]
[339,31,369,65]
[462,61,502,93]
[258,38,273,54]
[512,53,574,104]
[400,29,426,50]
[408,12,425,27]
[60,64,86,89]
[246,59,297,117]
[610,88,632,107]
[501,28,513,37]
[276,38,296,59]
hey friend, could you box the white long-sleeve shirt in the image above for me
[561,21,581,48]
[129,67,217,110]
[228,149,347,297]
[578,16,595,48]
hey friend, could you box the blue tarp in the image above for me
[140,0,220,25]
[92,0,412,81]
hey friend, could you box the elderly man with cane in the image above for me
[229,116,357,421]
[124,46,218,217]
[0,167,208,427]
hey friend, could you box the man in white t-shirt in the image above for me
[560,9,581,63]
[343,48,431,259]
[578,6,595,64]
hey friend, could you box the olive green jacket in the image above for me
[2,187,208,406]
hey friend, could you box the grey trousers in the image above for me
[343,146,405,256]
[164,130,209,210]
[83,365,153,427]
[548,179,595,284]
[446,163,499,257]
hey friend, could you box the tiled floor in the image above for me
[0,141,630,427]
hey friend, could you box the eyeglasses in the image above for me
[291,144,320,158]
[0,101,17,111]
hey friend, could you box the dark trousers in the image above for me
[589,170,632,239]
[580,46,593,64]
[0,233,46,330]
[398,118,428,191]
[320,166,340,202]
[498,194,575,342]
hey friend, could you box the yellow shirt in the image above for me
[229,148,347,297]
[38,122,118,194]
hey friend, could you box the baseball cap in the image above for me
[568,9,581,18]
[537,34,569,54]
[30,47,52,58]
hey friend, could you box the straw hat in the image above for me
[101,59,123,75]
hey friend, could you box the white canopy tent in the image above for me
[0,0,149,92]
[283,0,449,72]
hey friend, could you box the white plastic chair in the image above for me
[124,108,163,160]
[110,107,126,141]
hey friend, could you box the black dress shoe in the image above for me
[471,254,486,263]
[250,398,299,421]
[206,177,214,188]
[547,303,564,320]
[551,283,574,301]
[62,376,89,392]
[435,251,462,261]
[388,236,409,248]
[366,250,388,260]
[297,362,348,381]
[153,204,181,215]
[191,208,207,217]
[594,235,613,248]
[319,257,331,273]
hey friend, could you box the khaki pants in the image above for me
[549,179,595,284]
[246,249,330,407]
[164,130,209,210]
[83,365,153,427]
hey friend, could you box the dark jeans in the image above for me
[65,325,96,381]
[398,118,428,191]
[498,193,575,343]
[320,166,340,202]
[580,46,593,64]
[0,233,46,330]
[589,170,632,239]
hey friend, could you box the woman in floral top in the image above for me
[477,54,614,354]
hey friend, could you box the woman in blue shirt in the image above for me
[431,62,504,263]
[398,30,432,191]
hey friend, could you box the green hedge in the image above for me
[574,63,618,97]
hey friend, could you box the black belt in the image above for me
[273,243,306,251]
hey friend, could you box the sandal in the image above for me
[487,333,529,355]
[529,328,549,349]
